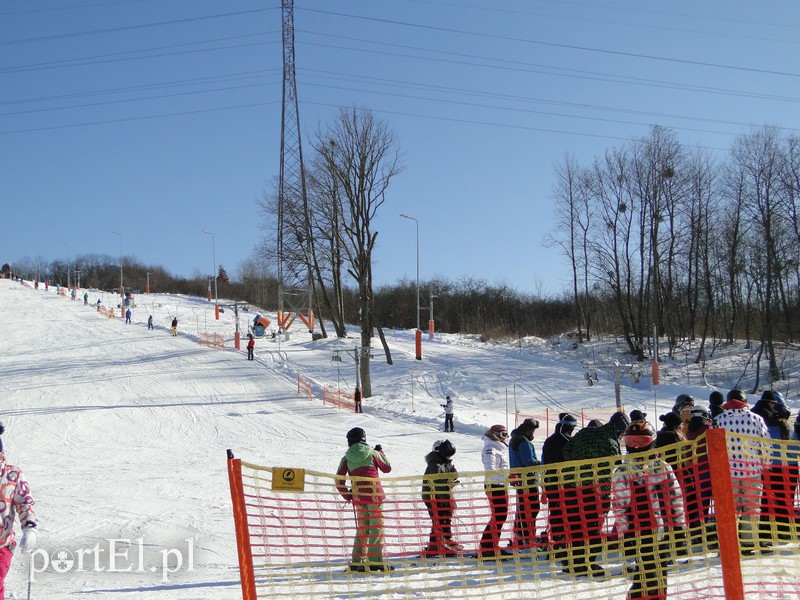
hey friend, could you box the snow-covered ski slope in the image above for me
[1,279,794,599]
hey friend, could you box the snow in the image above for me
[0,279,794,599]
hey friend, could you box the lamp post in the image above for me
[61,241,71,290]
[146,271,151,294]
[203,230,219,320]
[112,231,124,318]
[399,214,422,360]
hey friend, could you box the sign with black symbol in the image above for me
[271,467,306,492]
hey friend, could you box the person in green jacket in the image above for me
[335,427,392,572]
[559,411,629,577]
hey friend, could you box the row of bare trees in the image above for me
[549,125,800,387]
[6,254,241,302]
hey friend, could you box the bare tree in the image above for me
[319,106,402,397]
[546,154,592,341]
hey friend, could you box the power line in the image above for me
[298,7,800,80]
[0,7,279,46]
[1,31,279,75]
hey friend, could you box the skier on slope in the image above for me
[0,423,38,600]
[440,396,454,432]
[246,334,255,360]
[171,317,178,336]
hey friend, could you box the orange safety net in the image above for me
[227,430,800,600]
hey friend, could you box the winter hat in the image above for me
[559,413,578,428]
[624,421,656,450]
[432,439,456,458]
[346,427,366,446]
[521,418,540,431]
[760,390,777,402]
[773,391,785,406]
[690,406,711,422]
[659,411,683,429]
[709,391,724,407]
[610,411,631,436]
[629,409,647,422]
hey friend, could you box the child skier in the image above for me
[246,333,255,360]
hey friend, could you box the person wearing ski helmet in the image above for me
[542,413,578,548]
[335,427,392,573]
[655,411,686,474]
[508,418,541,552]
[612,421,685,600]
[479,424,512,559]
[421,439,461,557]
[0,423,38,599]
[672,394,695,434]
[708,391,724,422]
[560,410,630,577]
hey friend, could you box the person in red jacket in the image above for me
[246,334,255,360]
[335,427,392,572]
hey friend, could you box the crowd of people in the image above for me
[333,390,800,598]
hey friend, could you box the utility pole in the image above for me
[277,0,314,335]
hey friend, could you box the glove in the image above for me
[17,528,37,554]
[374,444,382,452]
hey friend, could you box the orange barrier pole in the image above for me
[415,329,422,360]
[227,452,258,600]
[651,359,660,385]
[706,429,745,600]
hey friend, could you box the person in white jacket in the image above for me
[714,388,769,548]
[479,424,512,558]
[0,423,37,600]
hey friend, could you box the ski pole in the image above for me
[27,554,33,600]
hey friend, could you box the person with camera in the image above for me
[335,427,392,573]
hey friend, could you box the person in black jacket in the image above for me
[421,439,460,557]
[542,413,578,552]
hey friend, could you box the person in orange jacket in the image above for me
[246,334,255,360]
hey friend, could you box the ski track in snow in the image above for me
[0,279,793,599]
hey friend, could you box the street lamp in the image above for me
[112,232,124,318]
[399,213,422,360]
[61,241,71,290]
[202,230,219,320]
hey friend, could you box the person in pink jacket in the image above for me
[0,423,38,600]
[335,427,392,573]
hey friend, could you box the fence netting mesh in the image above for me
[229,430,799,600]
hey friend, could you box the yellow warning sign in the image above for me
[271,467,306,492]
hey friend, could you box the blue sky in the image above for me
[3,1,800,296]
